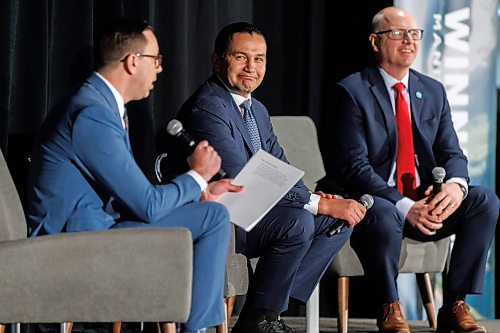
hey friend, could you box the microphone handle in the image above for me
[432,181,442,196]
[213,169,227,180]
[175,132,196,151]
[326,200,370,237]
[427,181,443,203]
[326,219,347,238]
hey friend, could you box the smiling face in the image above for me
[369,7,419,79]
[212,32,267,98]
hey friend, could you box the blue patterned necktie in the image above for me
[240,99,261,153]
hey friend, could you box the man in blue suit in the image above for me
[317,7,498,333]
[27,18,243,333]
[174,22,367,333]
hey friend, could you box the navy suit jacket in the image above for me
[28,73,201,235]
[177,75,311,208]
[318,66,468,203]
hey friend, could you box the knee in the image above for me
[285,209,315,244]
[365,196,405,230]
[203,201,230,231]
[466,186,499,221]
[356,196,405,243]
[468,186,499,208]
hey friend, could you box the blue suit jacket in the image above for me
[28,73,201,235]
[177,75,312,208]
[318,66,468,203]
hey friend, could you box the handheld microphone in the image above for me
[326,194,374,237]
[166,119,226,179]
[431,167,446,196]
[166,119,196,150]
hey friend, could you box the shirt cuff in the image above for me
[446,177,468,198]
[395,197,415,220]
[303,193,320,215]
[187,170,208,191]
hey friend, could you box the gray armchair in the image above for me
[270,116,450,333]
[0,149,193,332]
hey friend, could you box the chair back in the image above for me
[0,150,27,241]
[270,116,325,190]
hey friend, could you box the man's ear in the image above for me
[211,53,221,72]
[368,33,379,53]
[122,54,138,75]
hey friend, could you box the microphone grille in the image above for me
[166,119,183,136]
[359,194,374,209]
[432,167,446,182]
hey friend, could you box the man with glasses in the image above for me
[27,18,242,333]
[317,7,498,333]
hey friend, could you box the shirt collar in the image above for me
[378,67,410,92]
[95,71,126,129]
[215,74,251,108]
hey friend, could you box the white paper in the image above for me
[217,149,304,231]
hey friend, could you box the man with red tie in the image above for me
[317,6,498,333]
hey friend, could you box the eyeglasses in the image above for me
[120,53,163,68]
[375,29,424,41]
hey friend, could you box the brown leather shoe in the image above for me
[377,302,410,333]
[437,300,486,333]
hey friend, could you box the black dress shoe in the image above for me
[232,318,293,333]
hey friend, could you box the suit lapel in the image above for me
[408,70,423,133]
[87,73,132,152]
[208,75,257,154]
[367,68,397,158]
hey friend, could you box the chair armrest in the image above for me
[224,225,248,296]
[0,228,192,324]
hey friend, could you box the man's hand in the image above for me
[201,178,244,202]
[424,182,464,221]
[406,198,443,235]
[318,196,366,227]
[187,140,221,181]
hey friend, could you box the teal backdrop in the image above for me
[396,0,498,319]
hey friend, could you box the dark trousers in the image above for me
[350,186,498,304]
[239,206,351,313]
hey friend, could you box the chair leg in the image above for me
[159,323,177,333]
[112,322,121,333]
[306,284,320,333]
[227,296,236,321]
[60,323,72,333]
[216,296,235,333]
[416,272,437,329]
[337,276,349,333]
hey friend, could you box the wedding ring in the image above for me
[450,204,455,208]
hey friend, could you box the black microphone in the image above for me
[166,119,226,179]
[326,194,374,237]
[431,167,446,196]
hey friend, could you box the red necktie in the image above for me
[393,82,416,199]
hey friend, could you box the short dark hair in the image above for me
[214,22,264,57]
[97,18,151,68]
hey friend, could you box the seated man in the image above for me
[170,22,366,333]
[317,6,499,333]
[27,18,242,333]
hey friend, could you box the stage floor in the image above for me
[214,317,500,332]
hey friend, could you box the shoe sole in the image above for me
[436,328,486,333]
